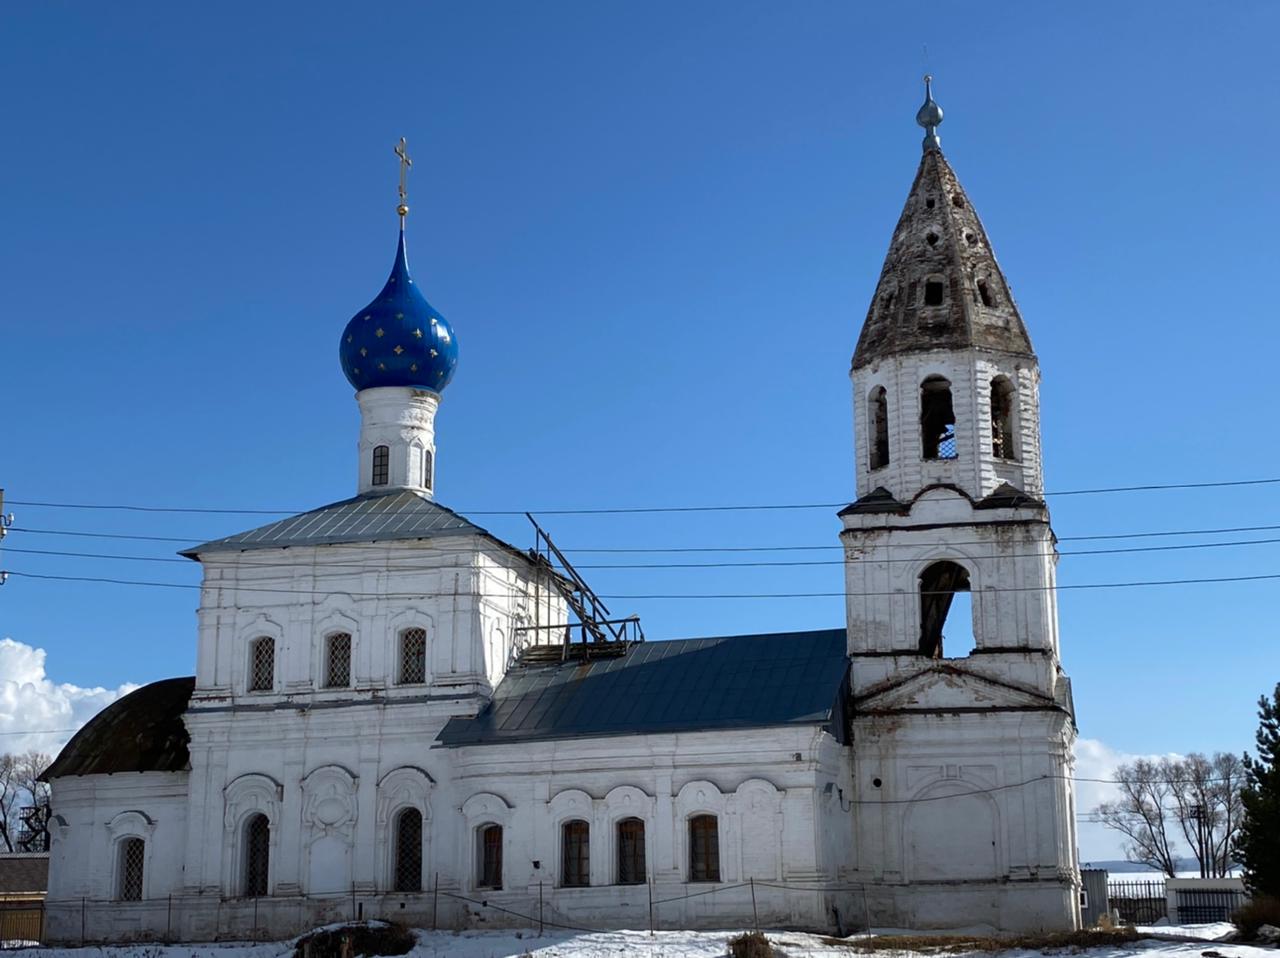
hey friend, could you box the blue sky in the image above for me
[2,2,1277,860]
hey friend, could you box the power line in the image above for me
[14,519,1280,554]
[7,474,1280,517]
[9,532,1280,572]
[7,568,1280,598]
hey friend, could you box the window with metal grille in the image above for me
[399,628,426,684]
[423,449,433,491]
[990,377,1016,460]
[869,386,890,470]
[920,376,957,460]
[393,807,423,892]
[561,819,590,887]
[324,632,352,688]
[118,837,145,901]
[477,824,502,889]
[616,817,645,885]
[688,815,720,882]
[248,637,274,692]
[243,814,270,897]
[372,445,390,486]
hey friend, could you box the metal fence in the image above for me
[1175,887,1247,924]
[1108,879,1168,924]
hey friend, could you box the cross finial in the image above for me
[394,137,412,222]
[916,74,944,153]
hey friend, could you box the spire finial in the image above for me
[394,137,412,224]
[916,74,944,153]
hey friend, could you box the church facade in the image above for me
[42,84,1081,942]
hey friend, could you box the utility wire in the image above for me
[7,568,1280,598]
[8,533,1280,571]
[7,474,1280,517]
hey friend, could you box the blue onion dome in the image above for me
[339,230,458,392]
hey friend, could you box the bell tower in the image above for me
[842,79,1080,932]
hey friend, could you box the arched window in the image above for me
[869,387,890,470]
[477,824,503,889]
[243,814,270,897]
[617,817,645,885]
[688,814,720,883]
[991,377,1016,460]
[117,837,145,901]
[372,445,390,486]
[919,560,973,658]
[248,637,275,692]
[324,632,352,688]
[561,819,590,887]
[423,449,433,492]
[392,808,423,892]
[399,628,427,684]
[920,376,957,460]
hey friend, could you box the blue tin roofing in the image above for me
[181,490,490,556]
[437,628,850,747]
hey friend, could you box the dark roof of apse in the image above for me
[42,677,195,779]
[437,628,850,747]
[180,490,502,557]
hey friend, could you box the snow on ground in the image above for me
[1135,923,1238,940]
[6,925,1273,958]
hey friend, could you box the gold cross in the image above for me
[394,137,412,219]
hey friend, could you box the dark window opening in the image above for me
[925,197,935,209]
[393,808,423,892]
[965,232,977,245]
[688,815,720,883]
[869,387,890,470]
[478,824,503,889]
[991,377,1017,460]
[617,818,646,885]
[926,232,939,247]
[952,193,965,209]
[399,628,427,684]
[923,281,945,306]
[561,819,590,887]
[324,632,351,688]
[249,637,274,692]
[422,449,433,491]
[977,278,995,308]
[920,376,957,460]
[119,837,145,901]
[244,814,270,897]
[919,560,972,658]
[372,445,390,486]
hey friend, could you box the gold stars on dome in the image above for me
[346,334,353,343]
[377,362,386,370]
[359,347,367,357]
[410,363,418,373]
[393,345,404,355]
[412,328,423,339]
[395,312,404,320]
[363,314,371,321]
[375,328,385,338]
[429,348,438,358]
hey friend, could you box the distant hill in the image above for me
[1080,858,1240,876]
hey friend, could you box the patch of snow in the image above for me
[1135,922,1237,941]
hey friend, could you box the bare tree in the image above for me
[1094,753,1245,877]
[1096,758,1181,875]
[0,751,52,852]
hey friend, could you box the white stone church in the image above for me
[42,83,1081,942]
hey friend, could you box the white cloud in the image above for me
[0,638,138,759]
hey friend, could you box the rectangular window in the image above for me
[324,633,352,688]
[119,837,145,901]
[372,445,390,486]
[561,820,590,887]
[479,824,503,889]
[924,280,945,306]
[400,628,427,684]
[249,637,274,692]
[688,815,720,882]
[423,449,433,491]
[617,818,645,885]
